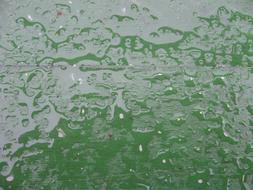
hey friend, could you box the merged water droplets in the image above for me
[1,0,253,189]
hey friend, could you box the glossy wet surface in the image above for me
[0,0,253,189]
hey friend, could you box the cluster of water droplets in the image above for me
[0,0,253,189]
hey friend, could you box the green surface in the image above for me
[1,0,253,189]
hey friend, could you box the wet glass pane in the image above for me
[0,0,253,189]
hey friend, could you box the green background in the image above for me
[0,0,253,189]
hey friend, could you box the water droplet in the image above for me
[6,175,14,182]
[198,179,203,184]
[194,146,201,152]
[139,144,143,152]
[57,128,65,138]
[129,168,134,172]
[121,7,126,13]
[209,168,214,175]
[162,159,166,163]
[78,78,83,84]
[119,113,124,119]
[27,15,33,21]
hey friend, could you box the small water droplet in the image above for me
[139,144,143,152]
[6,175,14,182]
[162,159,166,163]
[224,130,229,137]
[57,128,65,138]
[27,15,33,21]
[78,78,83,84]
[194,146,201,152]
[209,168,214,175]
[121,7,126,13]
[119,113,124,119]
[198,179,203,184]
